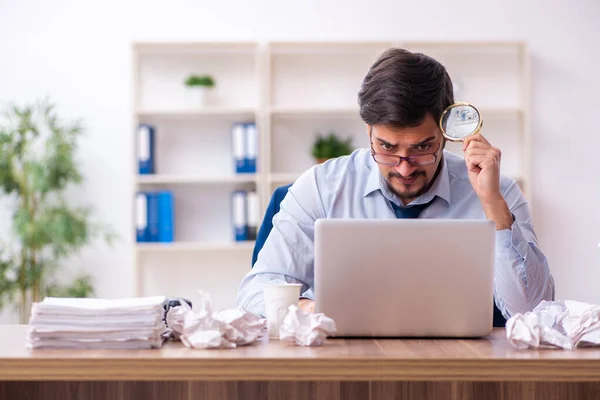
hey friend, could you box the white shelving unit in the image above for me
[136,174,258,185]
[131,41,530,310]
[136,241,256,253]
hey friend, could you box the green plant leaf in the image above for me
[311,131,354,159]
[0,254,19,310]
[0,99,117,315]
[43,114,83,192]
[45,273,95,298]
[184,75,215,87]
[39,205,92,258]
[0,131,20,194]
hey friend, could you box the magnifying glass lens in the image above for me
[440,104,481,141]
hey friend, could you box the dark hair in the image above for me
[358,48,454,128]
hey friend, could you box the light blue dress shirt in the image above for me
[237,148,555,319]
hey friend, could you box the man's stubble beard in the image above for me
[384,158,443,203]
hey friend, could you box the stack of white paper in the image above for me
[26,296,169,350]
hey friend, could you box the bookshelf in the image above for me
[136,107,256,117]
[136,174,258,185]
[136,241,256,253]
[131,40,531,310]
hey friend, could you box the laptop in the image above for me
[314,218,496,338]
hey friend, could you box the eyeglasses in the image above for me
[370,140,441,167]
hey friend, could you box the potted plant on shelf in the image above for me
[311,131,354,164]
[0,99,116,323]
[184,74,216,108]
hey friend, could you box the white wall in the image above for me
[0,0,599,321]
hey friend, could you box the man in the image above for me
[237,48,555,319]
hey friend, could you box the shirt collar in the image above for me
[364,154,382,197]
[363,151,451,206]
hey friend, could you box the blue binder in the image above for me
[146,192,160,242]
[244,122,257,173]
[231,190,248,241]
[232,123,246,174]
[135,192,148,242]
[138,124,155,174]
[158,191,174,243]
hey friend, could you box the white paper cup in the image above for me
[263,283,302,339]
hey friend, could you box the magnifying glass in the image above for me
[439,102,482,142]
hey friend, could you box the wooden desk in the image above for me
[1,325,599,400]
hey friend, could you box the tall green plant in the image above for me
[0,100,115,323]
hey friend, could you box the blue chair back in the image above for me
[251,184,293,267]
[251,184,507,328]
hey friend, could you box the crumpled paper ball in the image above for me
[279,305,336,346]
[165,291,265,349]
[506,300,600,350]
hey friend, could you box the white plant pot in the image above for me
[185,87,208,109]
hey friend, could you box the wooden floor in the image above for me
[2,381,600,400]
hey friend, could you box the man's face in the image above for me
[369,114,444,205]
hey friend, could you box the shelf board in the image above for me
[136,107,257,118]
[269,41,395,55]
[268,106,360,117]
[267,106,520,118]
[136,174,257,185]
[134,41,258,55]
[136,241,255,252]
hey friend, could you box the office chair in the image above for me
[251,184,292,267]
[251,183,507,328]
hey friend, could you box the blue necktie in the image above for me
[389,198,436,219]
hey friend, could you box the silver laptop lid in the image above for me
[314,218,495,337]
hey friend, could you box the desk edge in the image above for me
[0,358,599,381]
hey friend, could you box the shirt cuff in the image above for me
[300,288,315,300]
